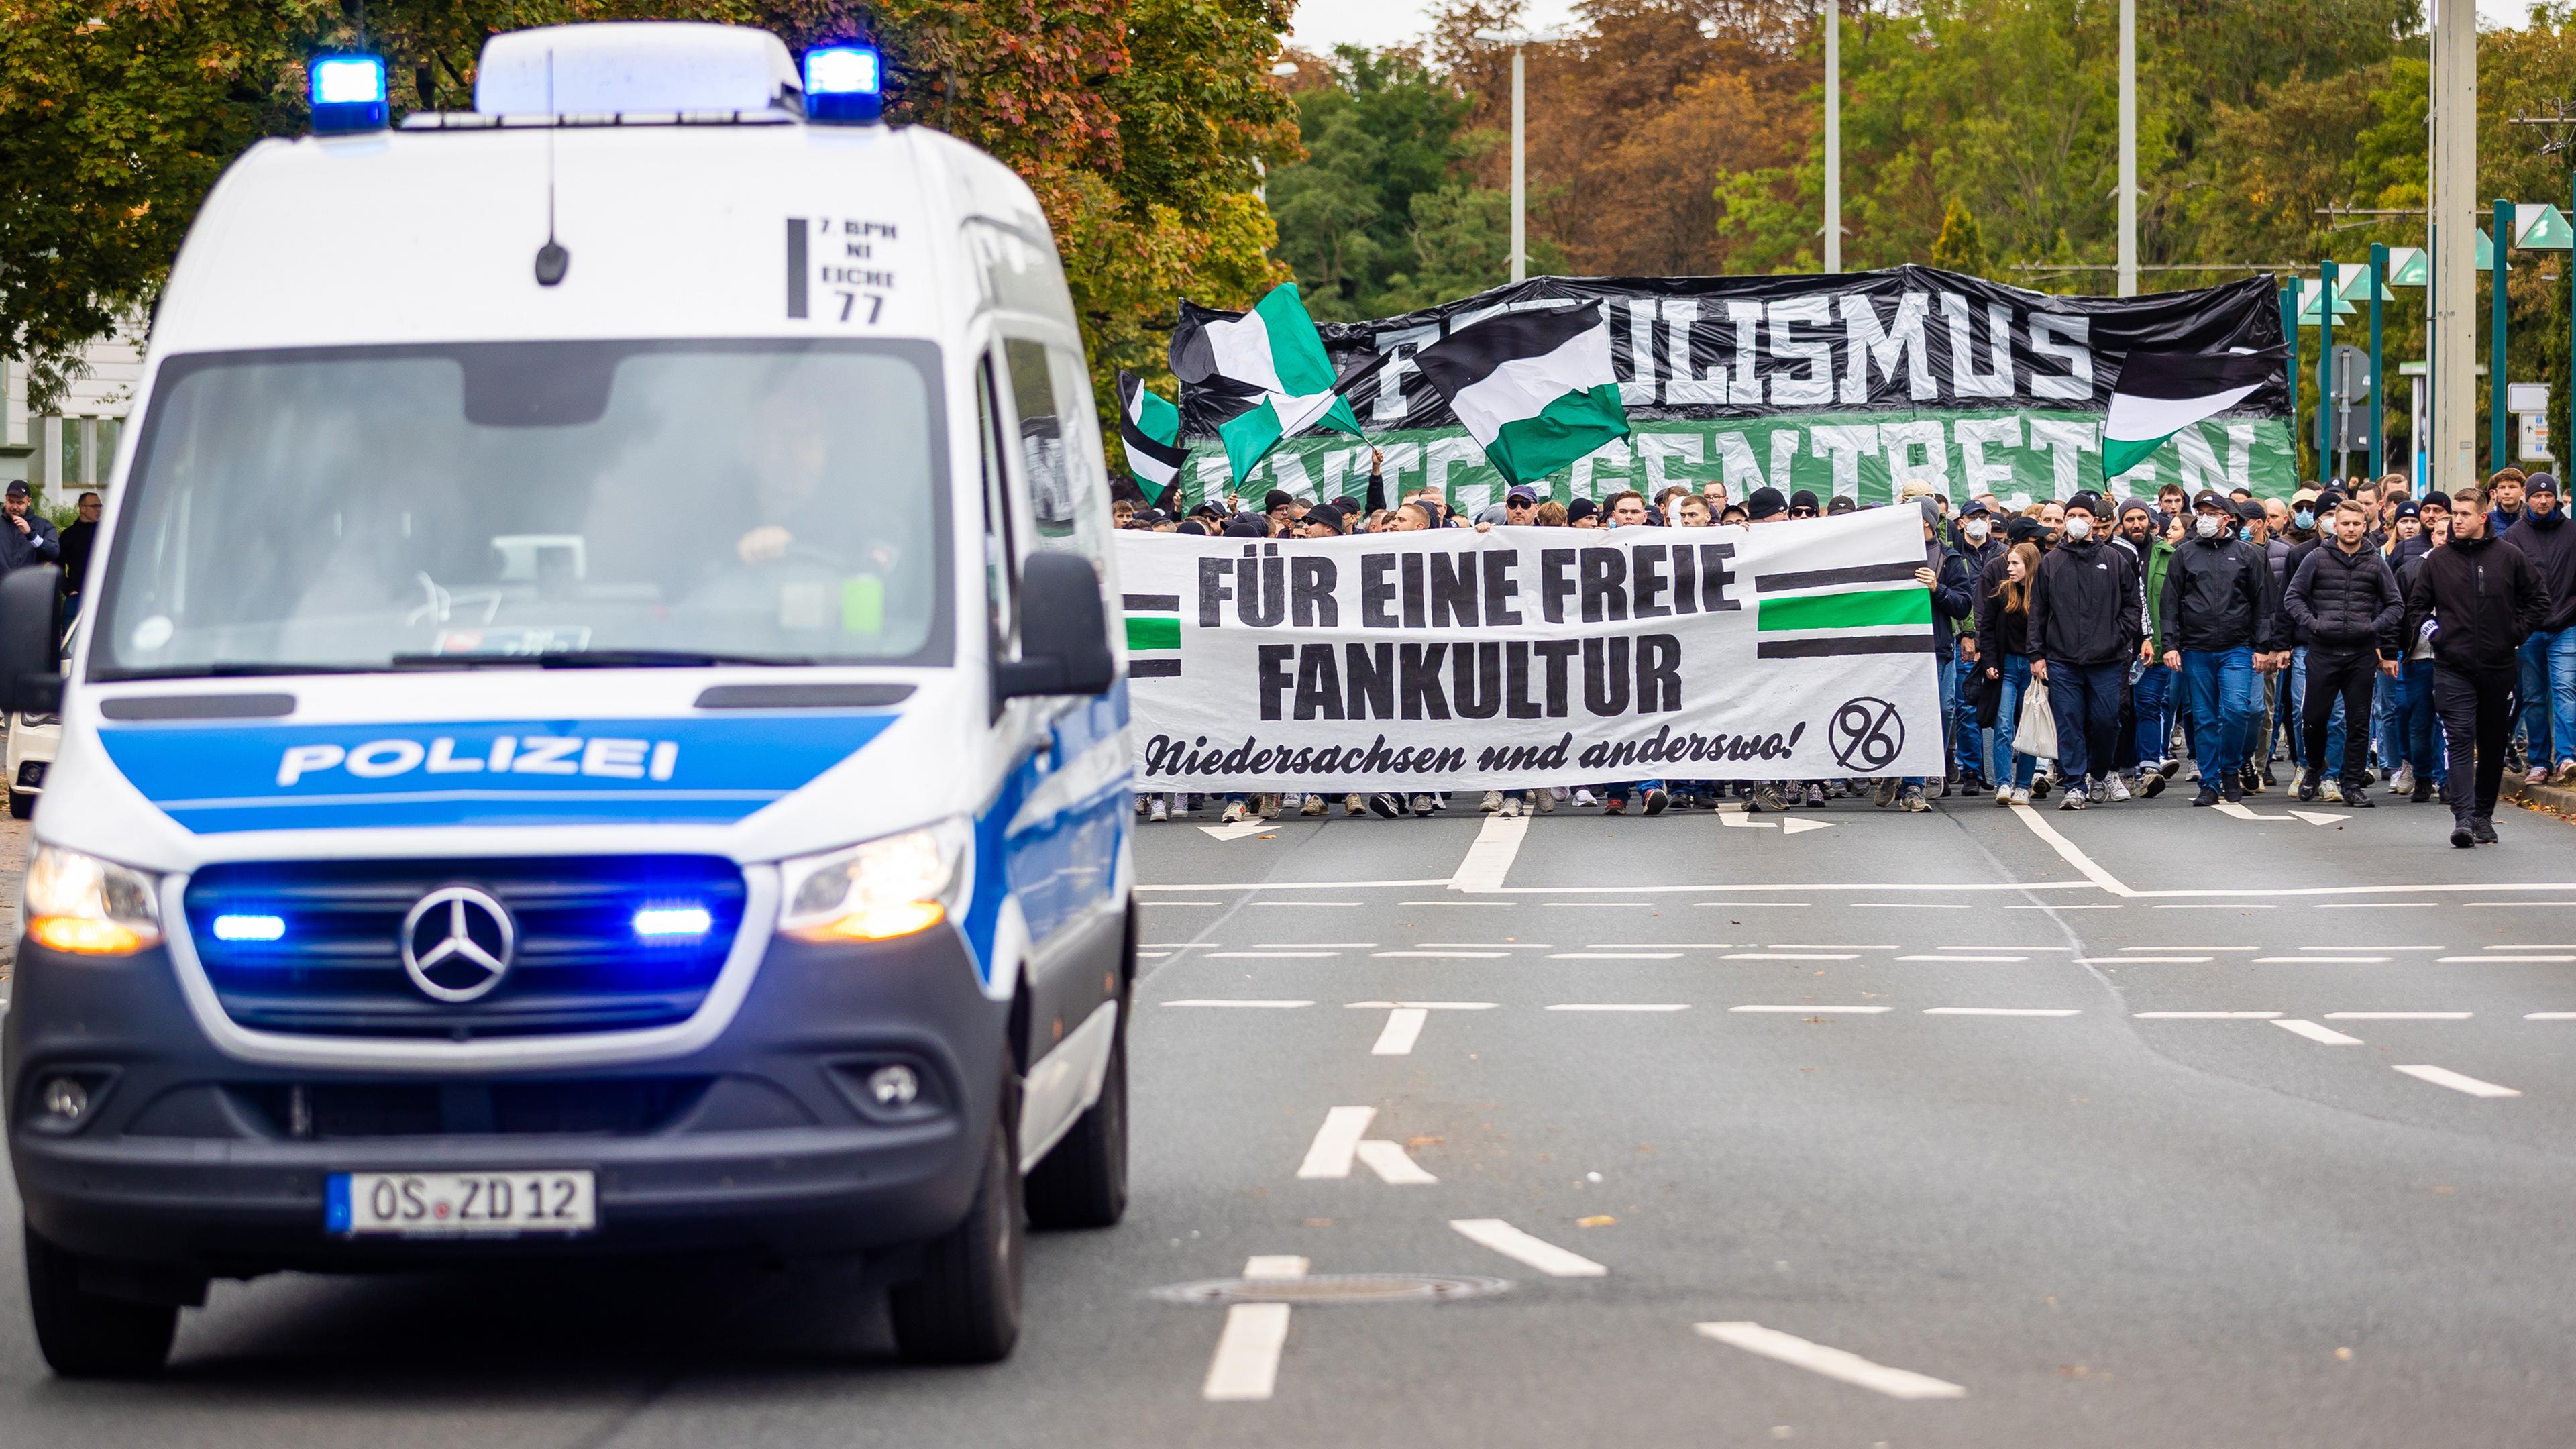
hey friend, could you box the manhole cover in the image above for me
[1149,1273,1511,1306]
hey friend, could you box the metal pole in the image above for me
[1509,45,1526,284]
[2430,0,2478,492]
[2320,260,2335,478]
[2493,196,2512,474]
[2282,286,2302,480]
[2369,241,2387,478]
[2117,0,2136,296]
[1824,0,1840,274]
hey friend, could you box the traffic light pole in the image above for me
[2320,260,2336,478]
[2369,241,2387,479]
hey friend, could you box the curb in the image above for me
[2506,776,2576,820]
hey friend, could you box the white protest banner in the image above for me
[1117,508,1946,791]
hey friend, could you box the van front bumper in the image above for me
[4,924,1010,1276]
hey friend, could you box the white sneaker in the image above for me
[1221,801,1244,824]
[1550,786,1570,801]
[1149,797,1168,822]
[1500,795,1524,818]
[2012,786,2032,806]
[2109,774,2131,802]
[1994,786,2015,808]
[2320,778,2344,802]
[2390,763,2415,796]
[1301,794,1325,816]
[1574,789,1599,807]
[1481,790,1503,814]
[1535,790,1556,813]
[1409,794,1438,814]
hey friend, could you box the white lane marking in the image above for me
[1694,1322,1967,1401]
[1944,945,2076,951]
[1297,1107,1375,1178]
[2157,903,2277,910]
[1204,1252,1303,1403]
[1923,1007,2080,1017]
[1771,943,1898,949]
[1354,1139,1438,1184]
[1549,952,1682,960]
[2315,901,2440,908]
[1700,901,1817,908]
[2309,945,2445,951]
[1726,953,1859,961]
[1372,1008,1429,1055]
[1589,943,1734,949]
[2213,800,2294,822]
[1163,999,1315,1008]
[1449,814,1530,893]
[1141,942,1208,948]
[1258,942,1378,948]
[1345,1000,1499,1010]
[1415,941,1551,949]
[1547,1003,1691,1012]
[2446,955,2576,963]
[2326,1012,2472,1020]
[2131,945,2257,952]
[1140,952,1174,959]
[2076,956,2212,963]
[1199,821,1279,841]
[1143,901,1226,906]
[1399,900,1516,907]
[2135,1011,2282,1019]
[2006,802,2137,896]
[1896,954,2026,962]
[1141,879,1452,891]
[2528,1012,2576,1020]
[1252,901,1358,907]
[1210,951,1342,959]
[2253,956,2389,964]
[2010,903,2124,910]
[2489,943,2576,949]
[1856,902,1971,909]
[1546,900,1658,907]
[1450,1219,1607,1277]
[1372,951,1510,959]
[1730,1005,1892,1014]
[2471,900,2576,908]
[2289,810,2345,826]
[2272,1018,2365,1045]
[2394,1064,2521,1098]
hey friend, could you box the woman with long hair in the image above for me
[1976,541,2046,805]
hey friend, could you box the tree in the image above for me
[1929,196,1986,276]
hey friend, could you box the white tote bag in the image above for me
[2012,679,2059,759]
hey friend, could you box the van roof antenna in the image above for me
[534,49,570,286]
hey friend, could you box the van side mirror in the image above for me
[995,553,1116,700]
[0,567,62,715]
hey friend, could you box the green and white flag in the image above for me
[1411,301,1630,488]
[1116,370,1187,494]
[1171,283,1365,485]
[2102,348,2286,482]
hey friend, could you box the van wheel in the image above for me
[24,1226,176,1378]
[9,790,34,821]
[888,1102,1023,1364]
[1026,1020,1127,1230]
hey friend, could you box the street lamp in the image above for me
[1473,27,1560,284]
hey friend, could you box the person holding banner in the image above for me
[2027,494,2146,810]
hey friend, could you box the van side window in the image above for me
[978,356,1020,661]
[999,339,1113,566]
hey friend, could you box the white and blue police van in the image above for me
[2,21,1134,1375]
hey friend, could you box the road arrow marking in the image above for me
[2214,800,2294,822]
[1695,1321,1967,1400]
[1353,1139,1438,1184]
[1371,1007,1428,1055]
[1199,820,1277,841]
[1296,1106,1374,1178]
[1780,816,1834,834]
[1717,807,1777,829]
[2290,810,2344,826]
[2273,1018,2364,1045]
[1451,1218,1608,1277]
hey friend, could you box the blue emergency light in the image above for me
[310,54,388,134]
[803,45,883,124]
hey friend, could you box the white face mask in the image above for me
[2064,515,2094,541]
[1963,519,1990,541]
[2196,513,2222,539]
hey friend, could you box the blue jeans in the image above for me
[2519,632,2551,759]
[2181,647,2257,783]
[1605,779,1666,804]
[2129,661,2173,767]
[2524,627,2576,765]
[1954,655,1990,780]
[2394,658,2447,782]
[1988,655,2039,788]
[2045,660,2126,785]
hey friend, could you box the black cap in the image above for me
[1788,489,1821,513]
[3,481,27,499]
[1175,519,1210,536]
[2316,490,2345,510]
[1827,495,1857,514]
[2530,472,2561,496]
[1747,486,1788,520]
[2394,500,2422,519]
[1566,497,1598,523]
[2004,517,2044,544]
[2235,499,2267,522]
[2422,490,2453,510]
[2193,489,2231,511]
[1960,500,1993,518]
[1263,490,1297,513]
[1506,485,1538,504]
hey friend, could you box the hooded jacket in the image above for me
[2027,535,2144,667]
[2284,539,2403,656]
[2159,533,2272,653]
[2504,502,2576,634]
[2402,533,2549,674]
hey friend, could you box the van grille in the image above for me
[184,857,747,1038]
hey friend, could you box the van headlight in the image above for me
[776,821,971,943]
[24,844,162,955]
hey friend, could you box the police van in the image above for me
[1,21,1134,1375]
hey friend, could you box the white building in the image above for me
[1,322,146,503]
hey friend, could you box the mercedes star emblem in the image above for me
[400,885,517,1002]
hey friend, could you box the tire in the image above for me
[10,789,34,821]
[23,1226,176,1379]
[1025,1021,1128,1230]
[888,1102,1023,1364]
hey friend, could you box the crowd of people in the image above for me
[1122,455,2569,850]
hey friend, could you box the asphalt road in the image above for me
[9,789,2576,1446]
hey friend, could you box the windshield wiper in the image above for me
[388,649,812,670]
[107,661,382,680]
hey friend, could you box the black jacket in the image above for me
[57,518,96,590]
[2027,536,2144,667]
[2403,533,2550,674]
[0,509,60,577]
[2284,541,2403,656]
[2506,506,2576,634]
[2158,535,2271,653]
[1925,539,1974,663]
[1973,559,2032,662]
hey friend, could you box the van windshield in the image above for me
[92,341,951,679]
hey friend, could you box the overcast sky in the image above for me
[1287,0,2541,64]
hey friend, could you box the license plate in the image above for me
[327,1171,596,1236]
